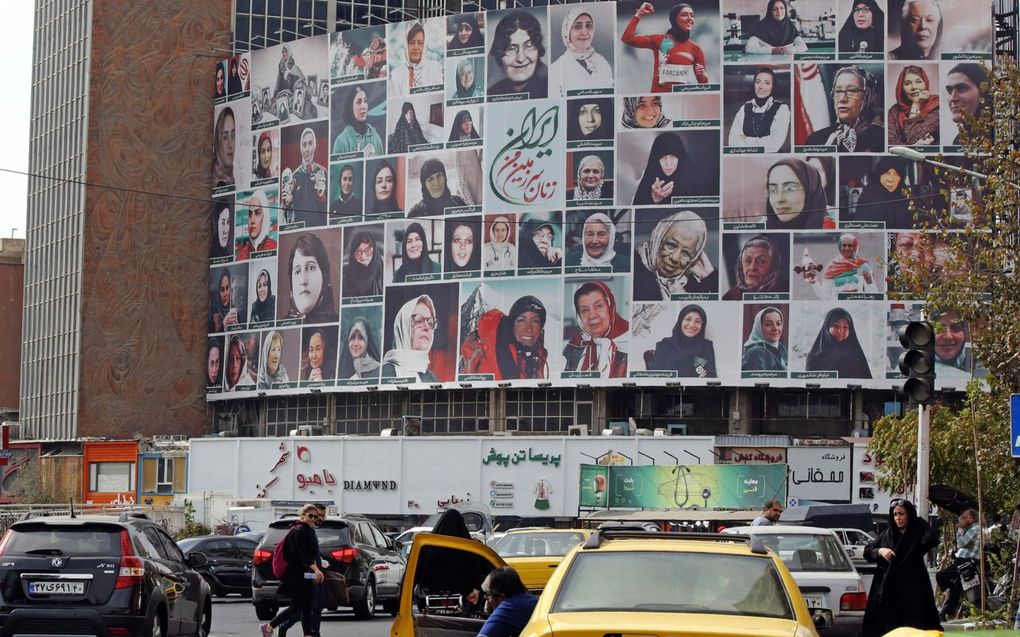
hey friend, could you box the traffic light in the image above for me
[897,321,936,404]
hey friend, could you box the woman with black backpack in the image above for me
[261,504,324,637]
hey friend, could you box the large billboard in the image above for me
[208,0,991,399]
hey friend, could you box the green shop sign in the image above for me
[578,464,787,509]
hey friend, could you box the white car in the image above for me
[723,525,866,630]
[830,527,876,563]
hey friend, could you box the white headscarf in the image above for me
[248,189,271,250]
[573,155,605,201]
[638,210,708,298]
[258,330,290,388]
[382,294,435,377]
[485,216,514,266]
[579,212,617,267]
[561,7,597,73]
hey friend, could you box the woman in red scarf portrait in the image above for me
[801,233,877,299]
[562,281,629,378]
[887,64,939,146]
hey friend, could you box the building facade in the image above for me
[0,239,25,417]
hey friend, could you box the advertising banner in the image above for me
[208,1,992,399]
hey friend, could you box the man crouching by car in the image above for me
[478,567,538,637]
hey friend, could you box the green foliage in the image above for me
[173,500,211,541]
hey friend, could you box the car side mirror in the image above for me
[188,552,209,568]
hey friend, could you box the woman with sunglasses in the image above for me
[260,504,325,637]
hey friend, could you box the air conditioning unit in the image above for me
[667,424,688,436]
[567,424,588,436]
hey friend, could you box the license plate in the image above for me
[29,581,85,595]
[804,596,824,609]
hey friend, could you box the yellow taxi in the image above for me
[492,528,592,593]
[392,526,820,637]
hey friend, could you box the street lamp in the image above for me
[889,145,1020,190]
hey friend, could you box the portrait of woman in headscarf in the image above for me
[801,233,878,299]
[249,268,276,324]
[648,304,716,377]
[258,330,290,389]
[394,222,442,282]
[409,159,466,218]
[621,96,670,129]
[722,234,785,300]
[343,228,384,298]
[518,215,563,269]
[449,109,481,142]
[382,294,440,382]
[744,0,806,55]
[367,159,401,215]
[209,267,241,332]
[569,155,613,202]
[332,84,384,158]
[805,307,872,378]
[566,99,613,142]
[451,58,484,100]
[338,318,381,380]
[449,14,484,50]
[444,219,481,275]
[632,132,695,205]
[254,131,278,180]
[483,216,516,270]
[390,21,444,95]
[804,65,885,153]
[633,210,717,300]
[301,328,335,382]
[213,106,236,190]
[853,158,913,227]
[563,281,629,378]
[727,67,790,153]
[765,158,834,230]
[888,65,939,146]
[285,233,339,324]
[838,0,885,55]
[621,2,708,92]
[549,6,614,97]
[329,163,362,218]
[210,199,234,261]
[388,102,429,154]
[237,190,277,260]
[741,306,788,371]
[460,294,549,380]
[566,211,629,271]
[930,309,975,376]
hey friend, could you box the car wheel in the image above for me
[146,607,166,637]
[353,579,376,620]
[383,597,399,617]
[196,600,212,637]
[254,603,277,621]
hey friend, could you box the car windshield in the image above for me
[756,533,853,572]
[551,551,793,619]
[177,538,201,552]
[494,532,586,557]
[6,524,122,557]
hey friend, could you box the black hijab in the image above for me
[855,157,912,227]
[444,219,481,273]
[413,159,464,216]
[751,0,800,47]
[765,158,830,230]
[399,222,434,275]
[566,99,614,141]
[667,3,693,43]
[449,110,480,141]
[805,307,872,378]
[250,269,276,323]
[343,230,384,297]
[388,102,428,153]
[450,14,484,49]
[838,0,885,54]
[633,132,694,205]
[518,217,557,268]
[369,160,399,214]
[495,295,547,379]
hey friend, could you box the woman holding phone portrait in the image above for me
[633,132,694,205]
[338,319,381,379]
[838,0,885,55]
[249,269,276,323]
[622,96,669,129]
[621,2,708,93]
[489,10,549,98]
[332,84,383,157]
[450,14,484,50]
[765,158,833,230]
[286,233,339,323]
[343,230,385,297]
[888,65,939,146]
[742,306,788,371]
[728,68,790,153]
[382,294,440,381]
[395,222,441,282]
[549,7,613,97]
[258,330,290,388]
[388,102,429,154]
[254,132,276,180]
[744,0,806,55]
[368,160,400,215]
[213,107,236,189]
[805,307,872,378]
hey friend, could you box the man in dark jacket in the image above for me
[477,566,537,637]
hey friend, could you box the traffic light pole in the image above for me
[916,403,930,516]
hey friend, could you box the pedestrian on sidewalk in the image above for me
[261,504,324,637]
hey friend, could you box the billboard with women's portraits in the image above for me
[208,1,991,400]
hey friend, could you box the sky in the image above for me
[0,3,33,240]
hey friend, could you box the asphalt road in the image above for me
[210,596,394,637]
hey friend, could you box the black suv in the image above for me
[0,512,212,637]
[252,514,405,620]
[178,534,258,597]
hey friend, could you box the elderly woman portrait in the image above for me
[409,158,466,217]
[799,233,878,299]
[518,214,563,269]
[634,210,717,300]
[382,294,440,382]
[562,281,629,378]
[566,211,629,271]
[890,0,942,60]
[569,154,613,202]
[451,58,484,100]
[805,65,884,152]
[722,234,785,300]
[488,10,549,98]
[549,5,614,97]
[390,20,444,95]
[302,328,336,382]
[888,64,940,146]
[258,330,290,389]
